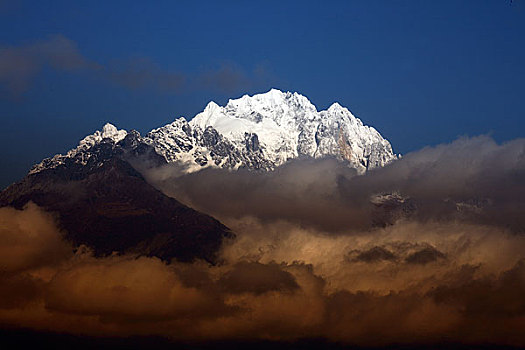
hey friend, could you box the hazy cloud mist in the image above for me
[146,135,525,233]
[0,35,98,96]
[106,57,186,93]
[2,136,525,346]
[0,35,276,98]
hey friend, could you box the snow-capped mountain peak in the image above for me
[327,102,346,112]
[221,89,318,126]
[80,123,128,148]
[29,123,128,174]
[30,89,397,175]
[188,89,397,172]
[102,123,127,140]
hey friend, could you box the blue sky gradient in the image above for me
[1,0,524,187]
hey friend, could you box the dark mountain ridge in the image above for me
[0,131,233,263]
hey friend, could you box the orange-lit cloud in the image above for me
[2,136,525,346]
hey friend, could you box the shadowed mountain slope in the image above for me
[0,132,232,263]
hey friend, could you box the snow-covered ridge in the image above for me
[187,89,397,172]
[30,89,397,175]
[29,124,128,174]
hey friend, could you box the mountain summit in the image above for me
[32,89,397,175]
[3,89,398,263]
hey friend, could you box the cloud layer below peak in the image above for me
[1,135,525,346]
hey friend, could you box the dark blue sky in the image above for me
[1,0,524,188]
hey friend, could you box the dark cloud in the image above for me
[323,290,458,345]
[350,246,397,263]
[30,35,96,71]
[346,136,525,231]
[106,57,186,93]
[0,46,39,95]
[196,62,275,95]
[145,158,365,232]
[197,63,250,93]
[405,246,446,265]
[0,35,275,98]
[0,35,98,96]
[0,272,43,309]
[218,261,299,295]
[431,259,525,318]
[107,59,267,95]
[145,136,525,234]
